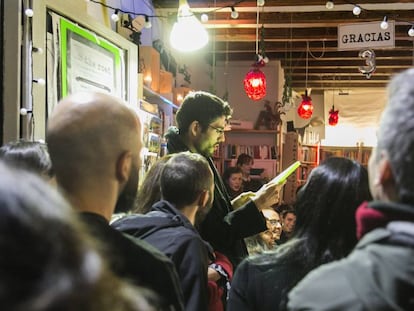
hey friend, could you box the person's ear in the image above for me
[189,120,201,137]
[378,156,395,188]
[116,151,132,182]
[197,190,209,208]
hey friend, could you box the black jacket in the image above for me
[79,212,184,311]
[288,201,414,311]
[112,200,213,311]
[166,128,267,267]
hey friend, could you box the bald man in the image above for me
[47,92,184,311]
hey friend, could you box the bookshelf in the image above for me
[319,146,372,167]
[216,128,283,179]
[282,132,320,204]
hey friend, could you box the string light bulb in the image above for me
[325,1,334,10]
[257,0,265,6]
[144,15,152,28]
[380,16,389,30]
[111,10,119,22]
[352,5,361,16]
[25,8,34,17]
[230,7,239,19]
[408,25,414,37]
[200,13,208,23]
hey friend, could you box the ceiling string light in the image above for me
[243,5,267,101]
[352,5,361,16]
[297,42,314,119]
[325,1,334,10]
[170,0,209,52]
[380,16,389,30]
[230,6,239,19]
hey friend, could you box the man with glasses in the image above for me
[166,90,282,267]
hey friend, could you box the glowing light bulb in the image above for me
[111,11,119,22]
[352,5,361,16]
[25,8,34,17]
[200,13,208,23]
[257,0,265,6]
[408,26,414,37]
[325,1,334,10]
[230,7,239,19]
[380,16,389,30]
[144,16,152,29]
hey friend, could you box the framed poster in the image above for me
[59,18,123,98]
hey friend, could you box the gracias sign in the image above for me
[338,21,395,50]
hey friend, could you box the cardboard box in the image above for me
[139,46,160,92]
[173,87,192,106]
[229,119,254,130]
[159,70,173,93]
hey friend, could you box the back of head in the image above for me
[0,139,52,178]
[236,153,253,166]
[46,92,141,192]
[294,157,372,259]
[134,155,173,214]
[377,68,414,204]
[160,152,213,208]
[175,91,232,133]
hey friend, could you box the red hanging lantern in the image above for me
[244,67,266,101]
[328,105,339,126]
[297,90,313,119]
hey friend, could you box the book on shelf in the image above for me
[223,144,278,160]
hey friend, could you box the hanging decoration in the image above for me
[297,90,314,119]
[328,105,339,126]
[298,42,313,119]
[244,7,268,101]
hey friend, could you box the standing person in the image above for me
[113,152,214,311]
[165,91,282,267]
[236,153,263,192]
[288,68,414,311]
[278,208,297,244]
[222,166,243,200]
[46,92,184,311]
[227,157,372,311]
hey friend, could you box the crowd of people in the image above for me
[1,68,413,310]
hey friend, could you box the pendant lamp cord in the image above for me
[255,5,259,55]
[306,41,309,91]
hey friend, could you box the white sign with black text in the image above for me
[338,21,395,50]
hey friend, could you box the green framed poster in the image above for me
[60,18,124,98]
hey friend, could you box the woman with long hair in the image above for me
[228,157,372,311]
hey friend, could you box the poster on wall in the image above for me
[59,18,124,98]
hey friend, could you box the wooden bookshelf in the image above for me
[320,146,372,167]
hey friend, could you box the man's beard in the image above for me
[114,165,139,214]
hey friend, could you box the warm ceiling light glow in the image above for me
[257,0,265,7]
[408,26,414,37]
[170,0,209,52]
[111,10,119,22]
[230,7,239,19]
[144,15,152,28]
[200,13,208,23]
[297,91,313,119]
[328,105,339,126]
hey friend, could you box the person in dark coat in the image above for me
[165,91,283,267]
[288,68,414,311]
[46,92,184,311]
[113,152,215,311]
[227,157,372,311]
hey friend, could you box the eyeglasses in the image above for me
[208,124,225,135]
[266,219,282,227]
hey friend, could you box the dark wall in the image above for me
[0,0,4,145]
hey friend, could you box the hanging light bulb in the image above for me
[144,15,152,28]
[200,13,209,23]
[325,1,334,10]
[408,25,414,37]
[298,90,313,119]
[257,0,265,6]
[380,16,389,30]
[352,5,361,16]
[329,105,339,126]
[25,8,34,17]
[244,67,266,101]
[230,7,239,19]
[111,10,119,22]
[170,0,209,52]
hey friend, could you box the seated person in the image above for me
[222,166,243,199]
[0,162,159,311]
[236,153,264,192]
[112,152,216,311]
[245,207,282,255]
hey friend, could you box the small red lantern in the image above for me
[297,91,313,119]
[244,67,266,101]
[328,105,339,126]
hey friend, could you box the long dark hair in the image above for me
[257,157,372,309]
